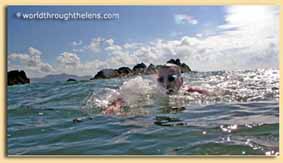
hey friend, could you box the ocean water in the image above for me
[7,69,279,156]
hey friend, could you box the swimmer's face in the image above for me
[157,65,183,94]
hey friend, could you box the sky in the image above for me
[7,6,279,78]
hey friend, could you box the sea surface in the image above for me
[7,69,279,156]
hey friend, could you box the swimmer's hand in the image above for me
[103,98,125,115]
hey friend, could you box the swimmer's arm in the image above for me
[186,86,229,96]
[185,86,211,95]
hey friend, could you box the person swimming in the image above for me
[102,63,213,115]
[157,63,210,95]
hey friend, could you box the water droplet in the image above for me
[245,139,250,145]
[220,126,228,132]
[229,124,238,130]
[227,136,231,142]
[245,124,253,128]
[73,118,83,123]
[253,147,258,150]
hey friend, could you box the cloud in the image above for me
[57,4,279,75]
[88,37,103,53]
[40,63,55,73]
[207,6,279,70]
[195,33,203,38]
[71,38,104,53]
[28,47,42,56]
[220,6,278,30]
[72,48,85,53]
[174,14,198,25]
[56,52,81,67]
[105,38,114,46]
[72,40,83,46]
[113,6,278,71]
[8,47,55,76]
[123,42,143,50]
[105,44,123,53]
[9,6,279,78]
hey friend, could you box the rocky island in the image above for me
[91,58,191,80]
[7,59,191,85]
[7,70,30,86]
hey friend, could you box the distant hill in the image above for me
[31,73,91,83]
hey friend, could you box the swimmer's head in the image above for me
[157,63,183,95]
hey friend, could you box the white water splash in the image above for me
[81,76,166,115]
[118,76,163,107]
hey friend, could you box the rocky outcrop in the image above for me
[91,69,120,80]
[91,67,134,80]
[145,64,157,74]
[167,58,191,73]
[167,58,181,66]
[8,70,30,86]
[66,78,77,82]
[118,67,133,77]
[180,63,191,73]
[91,59,191,80]
[133,63,147,74]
